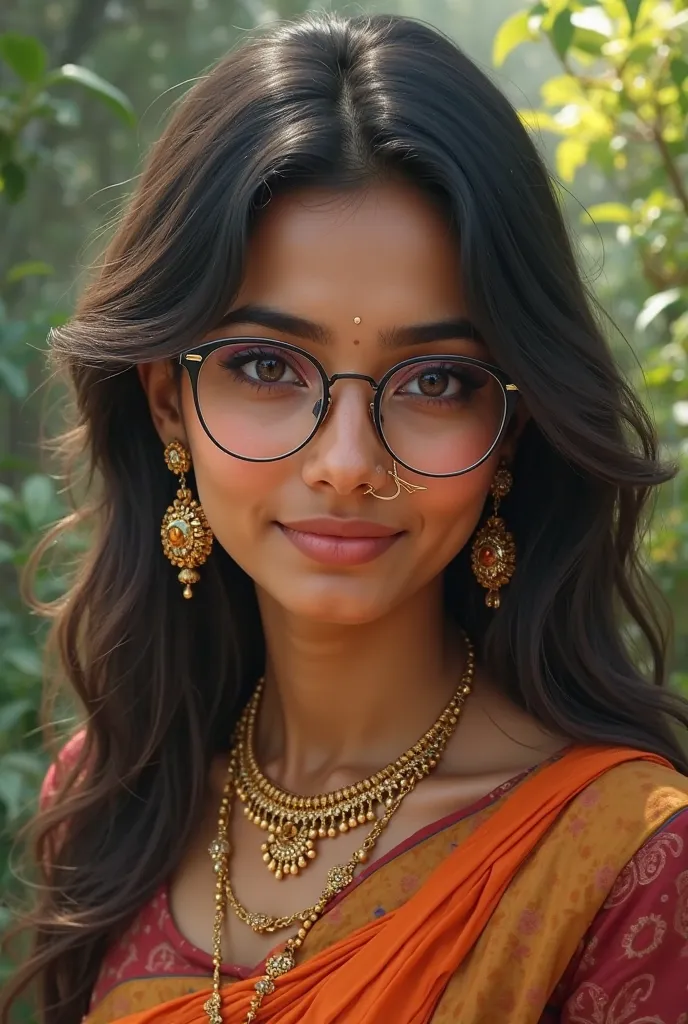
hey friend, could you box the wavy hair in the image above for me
[3,12,687,1024]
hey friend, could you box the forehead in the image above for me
[236,181,466,324]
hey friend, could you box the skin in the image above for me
[139,180,568,968]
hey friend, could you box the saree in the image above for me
[87,745,688,1024]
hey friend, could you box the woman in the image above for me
[4,11,688,1024]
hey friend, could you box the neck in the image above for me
[254,580,468,791]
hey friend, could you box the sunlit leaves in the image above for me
[556,136,589,180]
[493,10,538,65]
[586,201,634,222]
[636,288,683,331]
[493,0,688,685]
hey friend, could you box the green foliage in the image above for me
[0,26,134,1008]
[494,0,688,683]
[0,31,135,203]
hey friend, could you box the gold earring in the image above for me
[364,461,427,501]
[160,441,213,599]
[471,465,516,609]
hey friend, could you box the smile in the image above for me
[276,518,405,566]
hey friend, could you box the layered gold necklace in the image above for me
[204,635,475,1024]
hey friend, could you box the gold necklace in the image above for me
[234,647,475,882]
[204,636,475,1024]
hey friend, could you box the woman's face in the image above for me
[143,180,523,625]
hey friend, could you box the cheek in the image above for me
[182,387,281,547]
[419,462,494,561]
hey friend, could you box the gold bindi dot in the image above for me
[353,316,361,325]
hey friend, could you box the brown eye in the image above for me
[417,370,450,397]
[255,357,286,382]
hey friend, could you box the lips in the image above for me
[276,518,404,566]
[280,518,400,538]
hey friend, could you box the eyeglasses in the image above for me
[179,337,519,478]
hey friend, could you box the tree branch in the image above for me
[54,0,111,67]
[651,123,688,217]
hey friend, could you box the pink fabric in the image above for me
[40,734,688,1020]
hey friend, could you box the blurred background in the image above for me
[0,0,686,1006]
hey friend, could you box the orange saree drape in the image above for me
[91,745,688,1024]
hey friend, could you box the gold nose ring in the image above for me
[364,462,427,501]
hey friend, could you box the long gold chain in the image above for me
[204,635,475,1024]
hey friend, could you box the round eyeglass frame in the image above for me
[179,336,520,479]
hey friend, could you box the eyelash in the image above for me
[219,347,306,388]
[216,347,485,403]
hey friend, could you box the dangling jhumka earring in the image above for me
[160,441,213,598]
[471,464,516,609]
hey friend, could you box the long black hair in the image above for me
[3,12,687,1024]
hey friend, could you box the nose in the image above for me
[301,379,385,496]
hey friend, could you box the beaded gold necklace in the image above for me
[204,636,475,1024]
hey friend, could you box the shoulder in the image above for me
[564,757,688,839]
[557,805,688,1020]
[39,728,88,811]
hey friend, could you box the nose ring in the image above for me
[364,462,427,501]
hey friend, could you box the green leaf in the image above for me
[541,75,583,106]
[518,109,565,134]
[48,64,136,127]
[21,473,55,527]
[0,131,12,164]
[671,57,688,115]
[550,10,575,58]
[0,539,15,563]
[493,10,537,67]
[0,356,28,399]
[6,261,54,284]
[623,0,643,32]
[4,647,43,677]
[0,33,48,83]
[0,161,27,202]
[0,699,33,733]
[556,137,589,182]
[570,27,609,57]
[1,751,45,776]
[0,768,25,820]
[585,202,634,224]
[636,289,683,332]
[671,58,688,88]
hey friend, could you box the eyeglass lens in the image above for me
[196,341,507,475]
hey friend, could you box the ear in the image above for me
[500,399,530,465]
[138,360,187,447]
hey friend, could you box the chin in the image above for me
[270,577,395,626]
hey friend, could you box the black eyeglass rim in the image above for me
[179,336,520,479]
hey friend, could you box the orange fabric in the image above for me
[89,746,688,1024]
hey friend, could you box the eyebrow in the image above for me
[214,304,484,349]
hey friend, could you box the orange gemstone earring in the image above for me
[471,465,516,609]
[160,441,213,598]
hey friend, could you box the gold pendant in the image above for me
[260,822,318,879]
